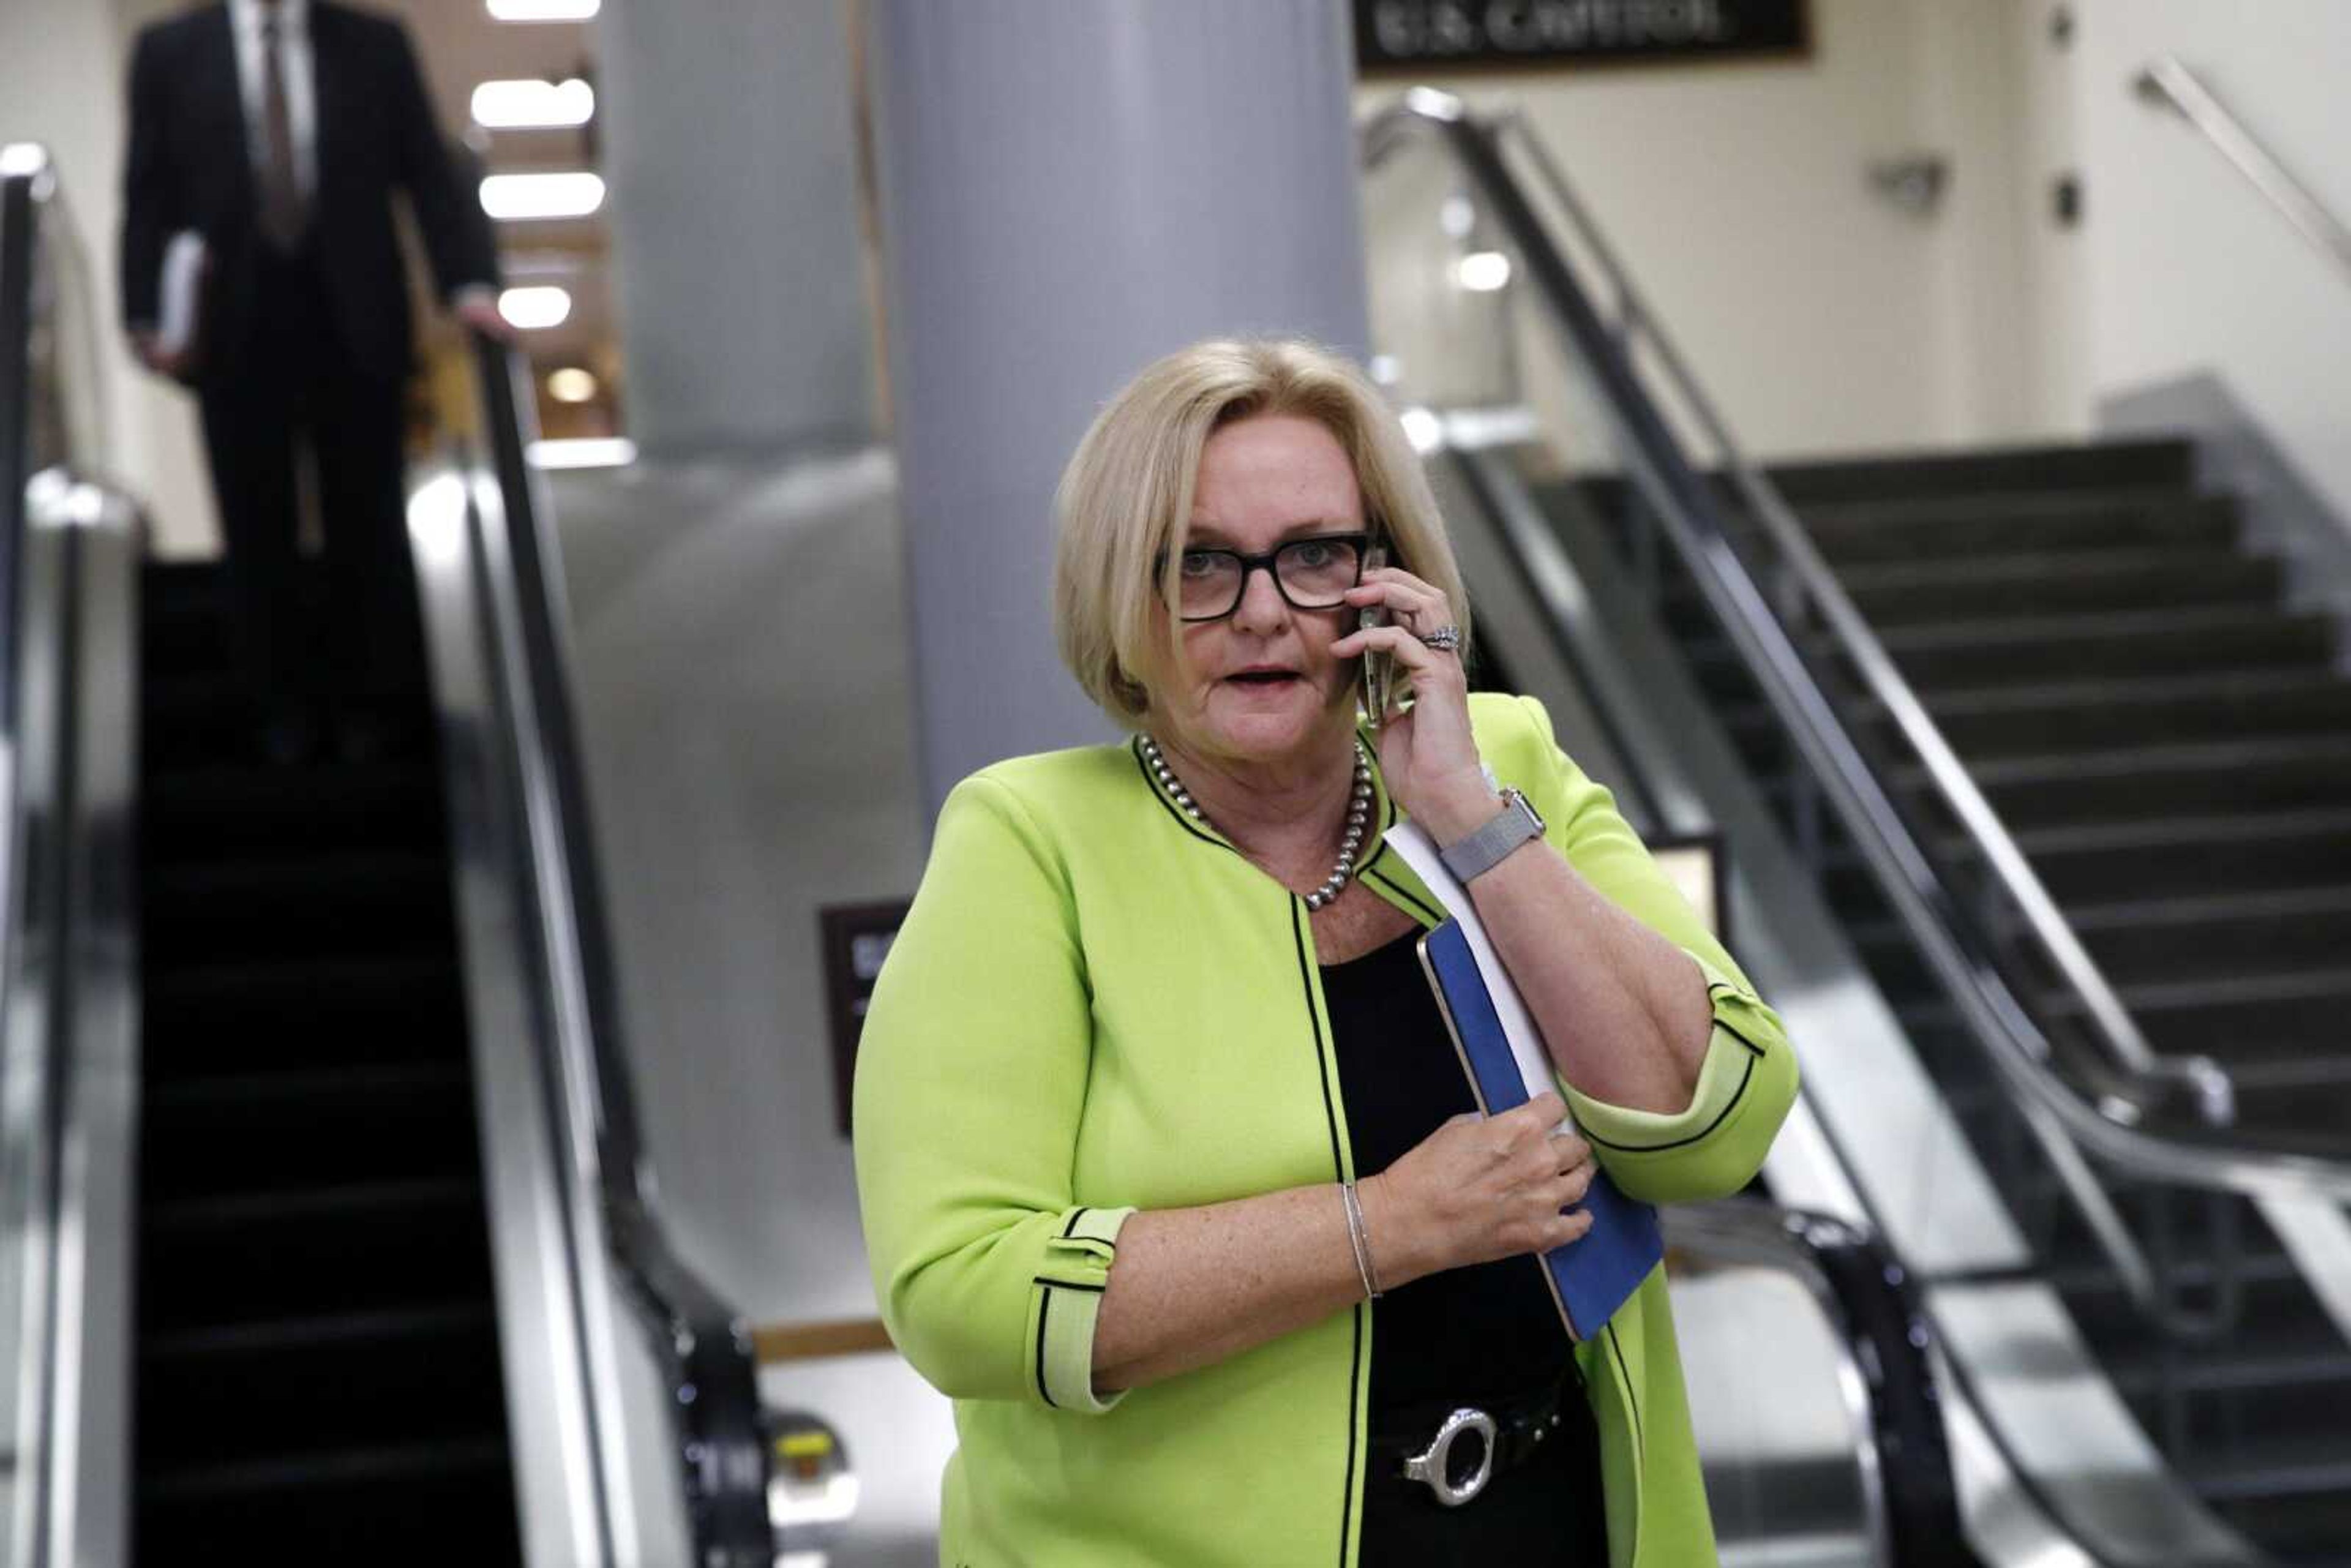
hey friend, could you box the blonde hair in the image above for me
[1052,337,1472,727]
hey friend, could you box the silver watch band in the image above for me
[1438,789,1545,885]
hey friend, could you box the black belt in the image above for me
[1368,1373,1577,1509]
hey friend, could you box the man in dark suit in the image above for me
[121,0,509,762]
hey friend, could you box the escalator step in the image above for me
[135,1303,507,1468]
[140,1062,481,1202]
[143,954,468,1079]
[137,1437,522,1566]
[140,1179,495,1335]
[142,762,445,864]
[144,852,455,966]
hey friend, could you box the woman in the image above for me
[854,338,1798,1567]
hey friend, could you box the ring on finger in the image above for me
[1418,624,1462,653]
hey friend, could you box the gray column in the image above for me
[869,0,1371,816]
[598,0,874,455]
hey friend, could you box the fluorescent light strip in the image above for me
[528,438,636,470]
[479,171,605,220]
[473,78,595,129]
[498,285,572,330]
[488,0,599,20]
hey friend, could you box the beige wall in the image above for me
[1361,0,2069,462]
[2071,0,2351,519]
[1,0,220,557]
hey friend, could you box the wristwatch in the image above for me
[1438,786,1547,885]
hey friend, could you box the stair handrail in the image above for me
[2133,56,2351,289]
[463,336,773,1565]
[1361,93,2351,1231]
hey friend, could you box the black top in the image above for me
[1322,929,1608,1564]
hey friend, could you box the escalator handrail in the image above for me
[1,143,142,1568]
[1669,1200,1973,1568]
[1360,95,2351,1221]
[1,146,46,726]
[463,336,771,1564]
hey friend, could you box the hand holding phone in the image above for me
[1360,544,1392,732]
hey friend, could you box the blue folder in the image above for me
[1415,918,1663,1341]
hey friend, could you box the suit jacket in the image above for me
[119,1,498,383]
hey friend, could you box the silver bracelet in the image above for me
[1340,1180,1384,1300]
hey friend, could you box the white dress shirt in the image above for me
[227,0,317,205]
[219,0,495,312]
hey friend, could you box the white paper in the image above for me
[156,230,207,358]
[1385,819,1577,1134]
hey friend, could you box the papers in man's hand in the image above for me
[154,230,208,361]
[1384,819,1570,1133]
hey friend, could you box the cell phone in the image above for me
[1360,544,1392,732]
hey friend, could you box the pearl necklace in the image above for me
[1139,735,1375,911]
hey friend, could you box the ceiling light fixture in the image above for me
[472,78,595,129]
[498,285,573,330]
[488,0,600,21]
[546,367,600,403]
[479,171,605,220]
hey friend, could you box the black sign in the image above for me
[1355,0,1810,73]
[818,899,912,1139]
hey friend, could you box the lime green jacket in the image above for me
[854,693,1798,1567]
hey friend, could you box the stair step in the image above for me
[1775,489,2243,563]
[1900,967,2351,1088]
[1831,547,2274,623]
[143,954,468,1079]
[1690,604,2338,692]
[144,852,454,966]
[1758,438,2196,504]
[1733,667,2351,761]
[1891,734,2351,829]
[1856,884,2351,990]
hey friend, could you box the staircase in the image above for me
[1559,438,2351,1563]
[133,563,523,1562]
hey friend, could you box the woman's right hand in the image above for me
[1361,1092,1595,1288]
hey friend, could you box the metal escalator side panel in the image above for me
[407,463,648,1568]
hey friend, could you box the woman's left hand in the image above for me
[1331,567,1501,844]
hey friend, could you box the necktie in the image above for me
[257,3,309,250]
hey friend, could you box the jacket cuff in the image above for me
[1029,1206,1135,1415]
[1558,950,1777,1156]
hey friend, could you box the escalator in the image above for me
[1,145,781,1566]
[1362,91,2351,1566]
[132,566,517,1553]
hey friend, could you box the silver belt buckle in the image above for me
[1401,1407,1498,1507]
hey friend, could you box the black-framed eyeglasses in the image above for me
[1163,531,1373,623]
